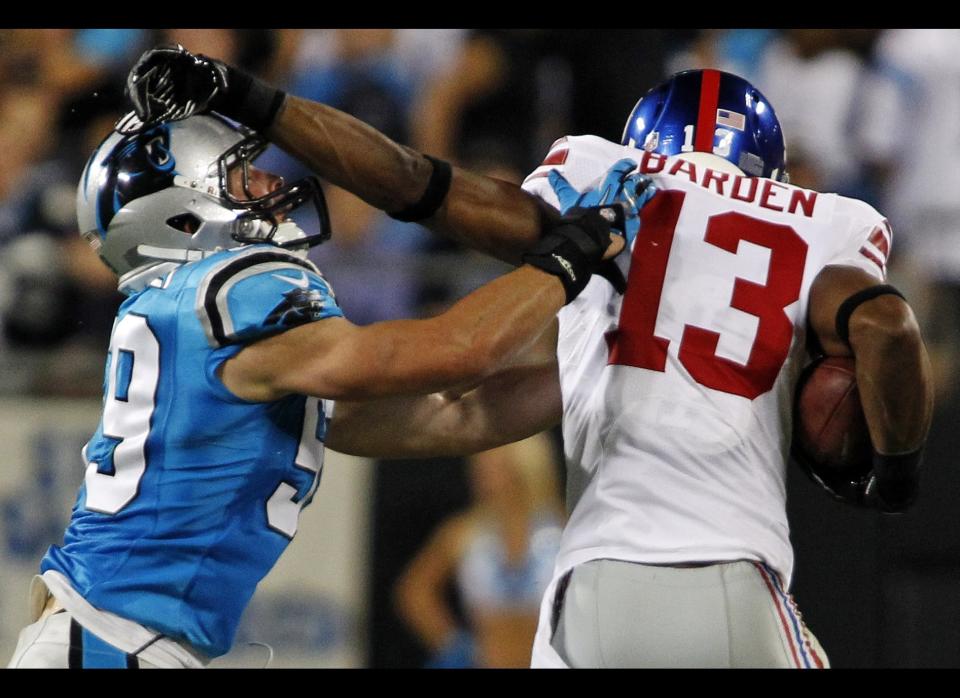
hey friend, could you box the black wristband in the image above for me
[214,61,286,133]
[836,284,906,347]
[872,448,923,513]
[521,207,613,304]
[388,156,453,222]
[522,224,594,303]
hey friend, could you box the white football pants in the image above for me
[534,558,829,668]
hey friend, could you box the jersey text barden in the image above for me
[637,151,819,218]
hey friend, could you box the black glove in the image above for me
[522,206,623,304]
[126,44,285,133]
[793,449,876,509]
[793,448,922,514]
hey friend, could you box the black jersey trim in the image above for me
[68,618,83,669]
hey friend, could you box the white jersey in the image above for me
[522,135,891,585]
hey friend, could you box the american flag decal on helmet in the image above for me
[859,221,893,274]
[716,109,746,131]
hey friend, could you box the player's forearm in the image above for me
[403,266,564,390]
[328,363,561,459]
[848,297,934,454]
[270,96,549,265]
[268,96,431,212]
[332,266,565,399]
[330,394,474,458]
[327,393,466,458]
[426,168,554,265]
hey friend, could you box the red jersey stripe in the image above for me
[543,148,569,167]
[860,245,886,271]
[868,227,891,259]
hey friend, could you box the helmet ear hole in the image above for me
[166,213,202,235]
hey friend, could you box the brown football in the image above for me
[793,356,873,474]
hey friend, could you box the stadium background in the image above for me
[0,28,958,668]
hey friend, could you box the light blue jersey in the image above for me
[41,245,343,658]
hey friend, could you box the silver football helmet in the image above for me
[77,112,330,293]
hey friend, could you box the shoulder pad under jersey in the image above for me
[194,247,343,348]
[522,135,637,208]
[830,196,893,280]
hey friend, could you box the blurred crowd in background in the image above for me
[1,28,959,667]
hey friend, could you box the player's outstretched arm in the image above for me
[270,96,551,265]
[223,266,562,402]
[808,264,934,511]
[222,208,621,405]
[326,340,562,458]
[126,46,552,264]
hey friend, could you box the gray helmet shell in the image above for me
[77,114,305,291]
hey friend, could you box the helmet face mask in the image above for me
[622,69,788,183]
[77,112,331,292]
[218,137,330,251]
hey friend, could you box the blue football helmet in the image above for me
[621,69,787,182]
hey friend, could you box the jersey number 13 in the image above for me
[607,190,809,399]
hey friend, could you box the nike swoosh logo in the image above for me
[272,271,310,289]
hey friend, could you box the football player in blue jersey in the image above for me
[4,104,642,667]
[113,45,935,669]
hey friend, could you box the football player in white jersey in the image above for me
[129,48,934,668]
